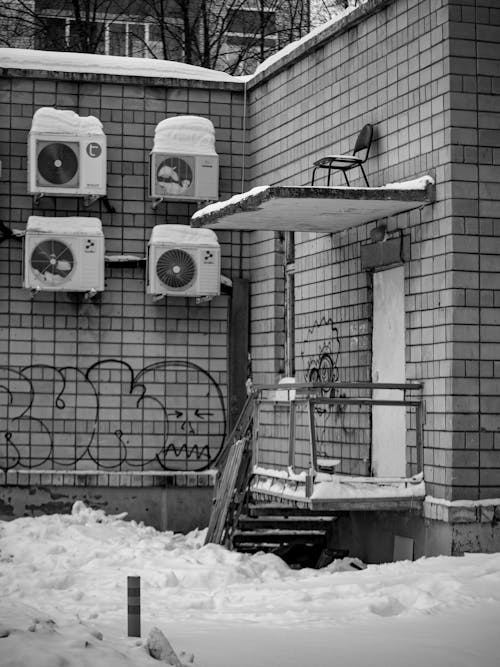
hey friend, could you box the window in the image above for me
[68,20,105,54]
[227,9,277,37]
[146,22,183,61]
[35,17,66,51]
[109,22,127,56]
[128,23,145,57]
[224,8,278,74]
[37,16,160,58]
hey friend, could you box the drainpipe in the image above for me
[284,231,295,377]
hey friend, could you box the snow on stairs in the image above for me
[231,503,347,568]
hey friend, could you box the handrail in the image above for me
[249,381,425,495]
[254,381,423,392]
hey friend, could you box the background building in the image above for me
[0,0,310,73]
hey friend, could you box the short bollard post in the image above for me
[127,575,141,637]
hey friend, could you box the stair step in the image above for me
[234,542,288,552]
[238,516,332,531]
[247,503,337,518]
[232,530,326,545]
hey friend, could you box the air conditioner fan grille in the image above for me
[30,239,75,284]
[156,248,196,290]
[37,142,78,185]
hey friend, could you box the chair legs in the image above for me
[311,165,370,187]
[360,165,369,187]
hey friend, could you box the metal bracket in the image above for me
[195,295,213,304]
[151,197,164,211]
[83,194,100,208]
[84,288,98,301]
[33,194,44,207]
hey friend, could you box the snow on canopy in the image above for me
[27,216,103,236]
[30,107,103,135]
[191,185,270,219]
[382,175,435,190]
[153,116,217,155]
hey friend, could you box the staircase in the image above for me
[205,390,348,568]
[230,502,347,569]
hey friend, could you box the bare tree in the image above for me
[0,0,143,53]
[140,0,309,74]
[0,0,310,74]
[310,0,360,28]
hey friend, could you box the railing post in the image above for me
[253,398,260,468]
[416,400,425,474]
[288,400,296,469]
[307,399,317,471]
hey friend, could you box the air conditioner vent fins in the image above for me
[156,248,196,290]
[147,224,220,298]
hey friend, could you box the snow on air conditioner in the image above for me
[28,107,107,198]
[150,116,219,204]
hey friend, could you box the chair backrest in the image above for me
[352,124,373,162]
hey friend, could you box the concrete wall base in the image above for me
[335,510,500,563]
[0,485,214,533]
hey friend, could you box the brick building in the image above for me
[1,0,499,560]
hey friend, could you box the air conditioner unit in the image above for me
[150,116,219,202]
[28,107,106,197]
[24,216,105,292]
[147,224,220,298]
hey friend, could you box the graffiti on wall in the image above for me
[0,359,226,473]
[300,317,340,388]
[299,317,346,456]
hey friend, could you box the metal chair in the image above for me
[311,123,373,187]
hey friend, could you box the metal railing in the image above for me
[249,382,425,480]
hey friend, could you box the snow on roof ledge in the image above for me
[0,48,242,84]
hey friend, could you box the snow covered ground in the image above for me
[1,502,499,667]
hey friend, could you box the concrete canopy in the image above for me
[191,183,435,232]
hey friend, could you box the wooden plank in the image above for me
[205,438,247,545]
